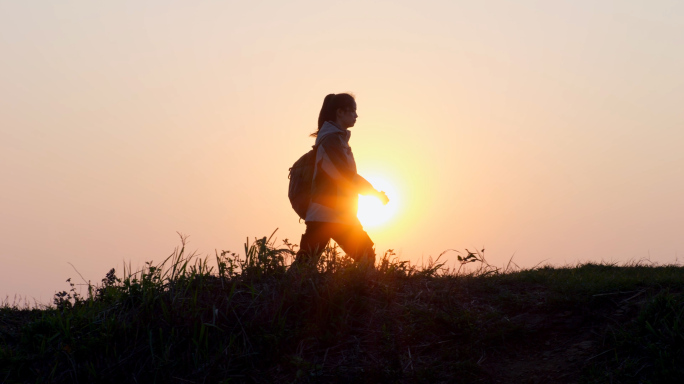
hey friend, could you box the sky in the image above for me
[2,0,683,303]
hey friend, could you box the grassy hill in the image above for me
[2,233,684,383]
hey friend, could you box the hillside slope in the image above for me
[2,239,683,383]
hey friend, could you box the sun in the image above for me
[357,176,399,228]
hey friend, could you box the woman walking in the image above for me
[292,93,389,269]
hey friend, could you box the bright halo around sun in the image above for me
[357,176,399,229]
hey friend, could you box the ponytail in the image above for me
[311,93,356,137]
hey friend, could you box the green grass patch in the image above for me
[2,232,684,383]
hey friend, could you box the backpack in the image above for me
[288,144,318,220]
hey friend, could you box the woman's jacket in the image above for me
[305,121,372,225]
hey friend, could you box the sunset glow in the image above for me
[1,1,683,302]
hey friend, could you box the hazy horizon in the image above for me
[2,0,683,303]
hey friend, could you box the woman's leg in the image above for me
[293,222,332,266]
[332,224,375,266]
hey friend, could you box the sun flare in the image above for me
[357,176,399,229]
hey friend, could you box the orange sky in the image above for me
[2,1,683,303]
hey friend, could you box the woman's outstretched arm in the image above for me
[354,175,389,204]
[319,134,389,204]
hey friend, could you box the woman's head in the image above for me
[313,93,357,136]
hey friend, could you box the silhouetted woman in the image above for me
[292,93,389,269]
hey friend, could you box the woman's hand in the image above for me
[376,190,389,205]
